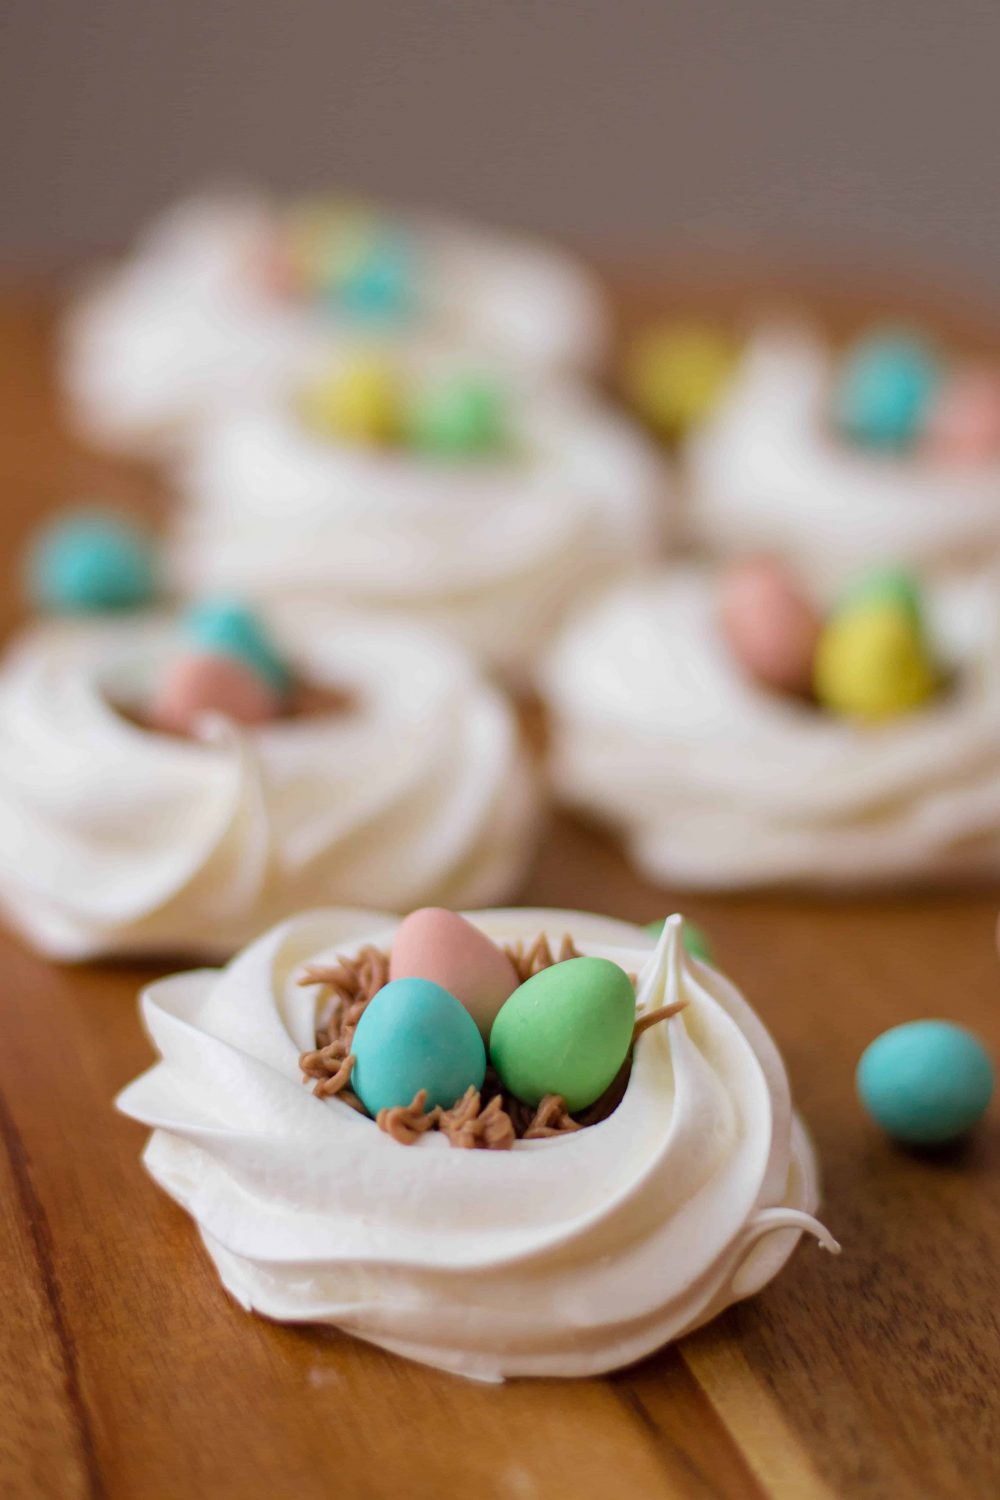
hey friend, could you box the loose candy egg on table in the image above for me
[833,329,941,450]
[389,908,519,1037]
[923,366,1000,464]
[183,599,291,697]
[718,557,822,697]
[148,652,284,736]
[405,376,506,458]
[857,1020,994,1144]
[624,323,736,440]
[27,511,158,615]
[299,355,401,445]
[350,977,487,1118]
[489,956,636,1114]
[813,599,937,721]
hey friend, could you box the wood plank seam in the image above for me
[0,1088,106,1500]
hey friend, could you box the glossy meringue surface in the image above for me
[0,607,537,959]
[116,908,836,1381]
[542,568,1000,888]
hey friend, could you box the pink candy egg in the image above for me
[389,908,519,1037]
[923,367,1000,464]
[149,652,283,736]
[719,557,822,696]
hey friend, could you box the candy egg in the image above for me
[836,566,923,628]
[645,917,713,964]
[148,652,283,735]
[184,599,291,697]
[923,366,1000,464]
[489,957,635,1113]
[337,229,415,324]
[405,376,505,458]
[857,1020,993,1144]
[350,977,486,1117]
[624,323,736,440]
[833,329,940,450]
[813,602,937,721]
[719,557,822,696]
[27,511,158,615]
[299,355,401,445]
[389,908,518,1036]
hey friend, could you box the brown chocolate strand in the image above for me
[632,999,688,1041]
[503,933,579,985]
[523,1094,582,1139]
[376,1090,441,1145]
[439,1089,515,1151]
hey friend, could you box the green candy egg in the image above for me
[405,376,505,458]
[835,566,924,628]
[489,956,635,1114]
[350,977,486,1118]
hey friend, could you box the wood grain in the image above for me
[1,282,999,1499]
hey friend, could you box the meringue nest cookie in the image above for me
[541,568,1000,889]
[169,359,669,674]
[0,607,537,961]
[60,189,609,456]
[686,323,1000,587]
[116,908,836,1381]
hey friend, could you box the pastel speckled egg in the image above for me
[813,603,937,721]
[350,977,486,1117]
[300,355,401,445]
[390,908,519,1037]
[923,366,1000,464]
[149,652,283,736]
[624,323,736,439]
[27,511,158,615]
[489,956,635,1113]
[645,917,713,965]
[184,600,291,697]
[719,557,822,696]
[405,376,505,458]
[833,329,940,450]
[857,1020,993,1144]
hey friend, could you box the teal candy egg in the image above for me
[184,600,291,697]
[337,229,414,324]
[857,1020,993,1144]
[27,511,158,614]
[489,956,635,1114]
[644,918,713,965]
[405,376,505,458]
[833,330,941,450]
[350,977,486,1117]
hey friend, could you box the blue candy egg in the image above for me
[337,230,415,324]
[350,977,486,1118]
[183,599,291,696]
[834,330,941,450]
[857,1020,993,1144]
[27,511,158,614]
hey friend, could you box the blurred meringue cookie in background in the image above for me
[540,563,1000,889]
[0,605,537,960]
[116,906,836,1381]
[168,347,669,674]
[60,188,610,456]
[686,322,1000,587]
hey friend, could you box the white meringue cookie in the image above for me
[687,323,1000,587]
[0,607,538,960]
[116,908,836,1381]
[169,354,669,672]
[541,567,1000,888]
[61,190,610,455]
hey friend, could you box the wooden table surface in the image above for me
[1,281,999,1500]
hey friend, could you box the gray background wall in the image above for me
[3,0,1000,302]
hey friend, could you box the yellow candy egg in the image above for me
[624,324,736,439]
[299,355,400,445]
[813,604,938,721]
